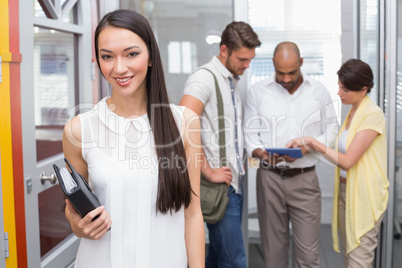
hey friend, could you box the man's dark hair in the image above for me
[220,21,261,54]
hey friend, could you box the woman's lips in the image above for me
[115,76,134,86]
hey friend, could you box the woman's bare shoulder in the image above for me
[64,115,82,144]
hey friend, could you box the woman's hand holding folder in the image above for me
[65,199,112,240]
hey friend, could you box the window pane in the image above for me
[359,0,379,104]
[168,41,181,74]
[34,0,76,24]
[34,0,47,18]
[34,28,76,161]
[39,185,72,257]
[248,0,284,30]
[248,0,341,110]
[393,0,402,266]
[181,41,193,74]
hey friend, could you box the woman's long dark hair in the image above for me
[94,9,191,214]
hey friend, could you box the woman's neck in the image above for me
[351,95,365,112]
[346,95,366,129]
[107,93,148,118]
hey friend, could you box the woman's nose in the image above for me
[114,57,128,73]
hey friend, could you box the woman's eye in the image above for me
[100,55,111,60]
[128,52,139,57]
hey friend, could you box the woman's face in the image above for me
[98,26,150,98]
[337,80,366,105]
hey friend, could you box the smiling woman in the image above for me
[62,9,205,268]
[97,26,150,109]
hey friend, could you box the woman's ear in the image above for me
[361,86,368,95]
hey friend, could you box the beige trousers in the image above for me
[256,168,321,268]
[338,181,384,268]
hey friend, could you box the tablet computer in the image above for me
[265,148,303,158]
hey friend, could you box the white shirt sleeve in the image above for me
[183,68,214,104]
[314,83,339,149]
[243,85,265,157]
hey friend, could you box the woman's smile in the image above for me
[115,75,134,86]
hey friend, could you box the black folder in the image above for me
[53,158,101,219]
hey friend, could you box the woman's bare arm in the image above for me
[182,107,205,268]
[286,129,379,170]
[63,116,112,239]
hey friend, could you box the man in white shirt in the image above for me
[243,41,338,268]
[180,21,261,268]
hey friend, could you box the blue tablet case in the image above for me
[265,148,303,158]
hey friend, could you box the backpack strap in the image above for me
[199,68,226,166]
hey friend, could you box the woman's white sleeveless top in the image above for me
[338,128,349,178]
[74,97,187,268]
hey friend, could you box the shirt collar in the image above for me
[210,56,240,81]
[96,97,151,134]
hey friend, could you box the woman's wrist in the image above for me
[306,137,314,148]
[309,138,323,154]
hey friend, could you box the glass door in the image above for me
[20,0,93,267]
[392,0,402,266]
[359,0,380,105]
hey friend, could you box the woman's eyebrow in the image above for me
[124,45,140,51]
[99,48,112,53]
[99,46,140,53]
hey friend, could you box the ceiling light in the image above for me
[206,35,221,45]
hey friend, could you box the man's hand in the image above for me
[203,166,232,186]
[252,148,290,165]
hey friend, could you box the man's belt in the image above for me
[260,164,315,178]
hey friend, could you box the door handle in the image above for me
[40,172,57,184]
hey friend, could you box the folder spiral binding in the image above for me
[53,158,101,220]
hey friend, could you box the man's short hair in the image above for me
[220,21,261,53]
